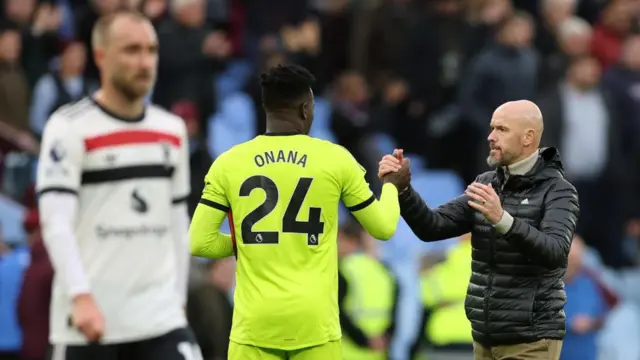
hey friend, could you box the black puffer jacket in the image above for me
[399,147,579,346]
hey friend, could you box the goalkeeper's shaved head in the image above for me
[260,64,316,135]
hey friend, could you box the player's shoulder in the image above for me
[213,137,260,164]
[50,97,97,123]
[303,136,349,156]
[313,139,359,162]
[45,98,97,136]
[146,104,188,136]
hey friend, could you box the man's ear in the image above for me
[300,102,308,121]
[523,128,535,146]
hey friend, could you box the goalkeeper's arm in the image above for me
[350,183,400,240]
[189,200,235,259]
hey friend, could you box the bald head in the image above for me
[487,100,544,167]
[494,100,544,144]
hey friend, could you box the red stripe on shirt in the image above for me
[228,211,238,260]
[84,130,181,152]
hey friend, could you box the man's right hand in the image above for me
[71,294,104,342]
[379,149,411,191]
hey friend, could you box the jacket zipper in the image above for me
[484,183,506,338]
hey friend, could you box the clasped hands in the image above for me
[378,149,504,224]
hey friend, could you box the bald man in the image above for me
[37,9,200,360]
[378,100,579,360]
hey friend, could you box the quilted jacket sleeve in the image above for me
[399,186,473,242]
[506,178,580,267]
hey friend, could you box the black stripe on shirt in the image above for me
[199,198,230,213]
[172,195,189,205]
[37,187,78,197]
[81,165,174,185]
[347,195,375,212]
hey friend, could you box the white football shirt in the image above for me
[37,97,190,344]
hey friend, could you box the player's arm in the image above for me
[189,156,235,259]
[171,120,192,306]
[36,114,90,301]
[340,150,400,240]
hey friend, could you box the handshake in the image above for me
[378,149,411,193]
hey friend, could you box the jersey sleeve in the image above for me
[199,153,230,212]
[172,121,191,204]
[338,148,376,212]
[190,153,234,259]
[36,114,85,195]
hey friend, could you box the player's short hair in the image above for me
[91,9,149,49]
[260,64,316,112]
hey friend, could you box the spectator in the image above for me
[0,24,38,156]
[17,208,52,360]
[0,25,30,133]
[562,235,609,360]
[535,0,577,57]
[75,0,122,81]
[29,41,92,138]
[590,0,633,70]
[539,16,592,90]
[330,71,384,192]
[170,100,212,217]
[458,11,539,175]
[139,0,170,25]
[539,55,632,268]
[3,0,62,87]
[154,0,230,119]
[602,35,640,230]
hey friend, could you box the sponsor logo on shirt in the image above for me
[131,188,149,213]
[95,224,169,240]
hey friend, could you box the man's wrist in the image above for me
[493,210,514,234]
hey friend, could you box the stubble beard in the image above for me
[112,74,151,103]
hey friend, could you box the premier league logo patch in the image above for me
[49,140,66,162]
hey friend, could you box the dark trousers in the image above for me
[0,352,21,360]
[47,328,200,360]
[473,340,563,360]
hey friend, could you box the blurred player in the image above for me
[190,64,409,360]
[36,10,200,360]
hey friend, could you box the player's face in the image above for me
[99,17,158,101]
[486,113,523,167]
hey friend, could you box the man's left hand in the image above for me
[466,182,503,224]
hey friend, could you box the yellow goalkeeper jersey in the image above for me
[189,133,400,350]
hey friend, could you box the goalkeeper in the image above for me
[190,64,409,360]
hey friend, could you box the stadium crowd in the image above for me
[1,0,640,359]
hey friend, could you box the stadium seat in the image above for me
[0,194,26,246]
[207,92,257,157]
